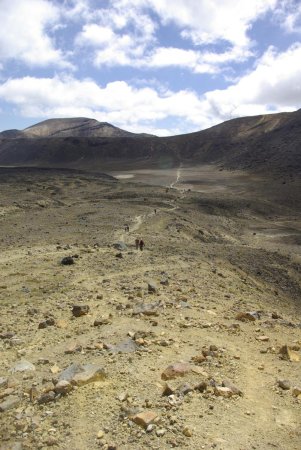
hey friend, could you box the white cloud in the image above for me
[0,75,206,134]
[116,0,278,47]
[71,0,277,72]
[0,43,300,135]
[202,43,301,122]
[143,45,253,73]
[0,0,71,68]
[275,0,301,33]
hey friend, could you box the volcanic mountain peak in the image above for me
[19,117,145,138]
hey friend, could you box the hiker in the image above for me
[139,239,145,251]
[125,224,129,232]
[154,208,157,214]
[135,238,140,250]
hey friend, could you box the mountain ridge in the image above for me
[0,111,300,176]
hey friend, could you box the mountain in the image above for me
[0,117,147,139]
[0,112,300,175]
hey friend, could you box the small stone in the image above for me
[279,345,300,362]
[50,364,60,374]
[132,303,159,316]
[194,381,208,393]
[94,318,111,326]
[161,362,192,380]
[162,382,176,396]
[235,311,259,322]
[156,428,166,437]
[10,360,35,373]
[111,338,139,354]
[61,256,74,265]
[29,386,39,403]
[54,380,73,395]
[292,386,301,397]
[222,379,243,396]
[72,305,90,317]
[148,281,158,293]
[37,391,56,404]
[64,342,82,354]
[277,379,291,390]
[191,355,206,364]
[182,426,193,437]
[0,377,8,388]
[132,411,158,429]
[256,335,269,342]
[178,382,193,396]
[214,386,233,398]
[58,363,106,386]
[97,430,105,439]
[56,319,68,329]
[0,395,20,412]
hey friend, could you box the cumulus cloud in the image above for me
[1,41,301,135]
[0,75,206,134]
[202,43,301,122]
[275,0,301,33]
[115,0,278,47]
[0,0,72,68]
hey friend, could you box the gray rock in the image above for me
[148,281,158,293]
[58,363,106,386]
[37,391,56,404]
[10,360,35,373]
[277,379,291,390]
[222,379,243,396]
[113,241,127,251]
[72,305,90,317]
[54,380,73,395]
[0,395,20,412]
[132,302,159,316]
[61,256,74,265]
[111,338,139,354]
[0,377,8,388]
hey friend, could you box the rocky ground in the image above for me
[0,167,300,450]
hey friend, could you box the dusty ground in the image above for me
[0,166,300,450]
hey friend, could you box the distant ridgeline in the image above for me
[0,111,301,175]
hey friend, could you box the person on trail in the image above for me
[154,208,157,214]
[135,238,140,250]
[125,224,129,232]
[139,239,145,251]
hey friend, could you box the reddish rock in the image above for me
[161,362,191,380]
[131,410,158,429]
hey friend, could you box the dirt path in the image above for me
[170,163,183,188]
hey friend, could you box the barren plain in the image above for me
[0,165,300,450]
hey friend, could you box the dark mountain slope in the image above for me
[0,111,300,175]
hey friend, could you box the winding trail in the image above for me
[170,163,183,189]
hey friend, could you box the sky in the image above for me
[0,0,301,136]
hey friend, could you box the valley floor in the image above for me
[0,166,300,450]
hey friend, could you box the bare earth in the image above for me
[0,165,300,450]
